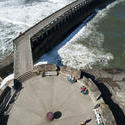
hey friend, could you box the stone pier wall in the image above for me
[30,0,109,61]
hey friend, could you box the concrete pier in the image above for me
[7,75,96,125]
[14,36,33,78]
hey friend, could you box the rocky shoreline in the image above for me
[82,68,125,125]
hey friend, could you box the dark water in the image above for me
[101,2,125,69]
[94,1,125,69]
[73,0,125,69]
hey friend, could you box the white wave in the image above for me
[0,0,72,28]
[0,74,14,89]
[0,0,74,59]
[0,17,31,27]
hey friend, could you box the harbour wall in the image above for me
[0,0,113,78]
[30,0,106,61]
[0,64,117,125]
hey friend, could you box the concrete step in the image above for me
[16,71,34,83]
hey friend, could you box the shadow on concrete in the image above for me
[82,71,125,125]
[86,118,92,123]
[14,79,23,90]
[54,111,62,119]
[0,115,9,125]
[0,80,23,125]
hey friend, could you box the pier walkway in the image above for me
[14,36,33,79]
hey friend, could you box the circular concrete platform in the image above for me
[7,74,96,125]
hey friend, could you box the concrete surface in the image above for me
[7,75,96,125]
[14,36,33,78]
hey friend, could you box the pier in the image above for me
[14,36,33,78]
[0,0,117,125]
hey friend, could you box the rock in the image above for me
[60,66,81,79]
[113,73,125,81]
[87,79,101,102]
[35,64,57,72]
[99,103,116,125]
[0,53,14,78]
[97,77,120,90]
[0,77,2,83]
[86,69,125,124]
[81,77,101,103]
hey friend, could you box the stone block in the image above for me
[81,78,101,102]
[36,64,57,72]
[60,66,81,79]
[113,73,125,81]
[99,103,116,125]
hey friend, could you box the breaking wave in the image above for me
[36,0,125,69]
[0,0,73,59]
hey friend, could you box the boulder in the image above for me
[35,64,57,72]
[60,66,81,79]
[82,78,101,102]
[99,103,116,125]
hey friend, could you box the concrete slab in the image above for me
[14,36,33,78]
[7,75,96,125]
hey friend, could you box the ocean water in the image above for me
[0,0,73,58]
[0,0,125,69]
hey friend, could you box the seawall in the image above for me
[0,0,113,78]
[0,64,117,124]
